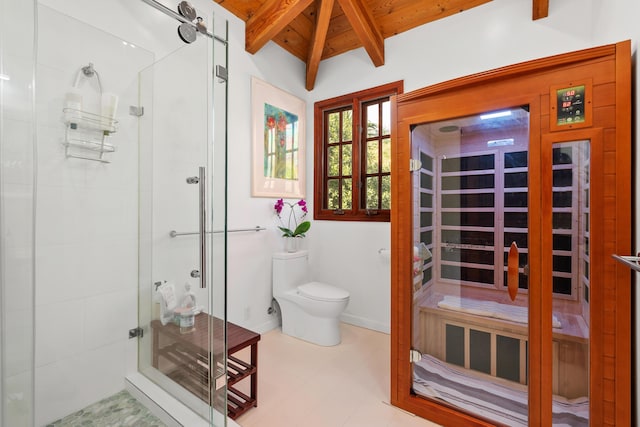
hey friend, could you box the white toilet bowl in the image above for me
[277,282,349,346]
[272,252,350,346]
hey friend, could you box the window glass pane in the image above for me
[553,146,573,164]
[442,212,494,227]
[553,191,573,207]
[342,144,352,175]
[367,141,379,173]
[342,178,352,209]
[421,192,432,208]
[442,154,495,172]
[504,151,528,168]
[442,174,495,190]
[382,138,391,173]
[552,276,572,294]
[442,230,494,246]
[328,112,340,143]
[553,255,572,273]
[442,193,495,208]
[328,145,339,176]
[553,234,572,251]
[553,169,573,187]
[420,212,432,226]
[367,104,379,137]
[504,232,527,248]
[553,212,572,229]
[420,231,432,245]
[327,179,340,209]
[441,265,494,284]
[341,109,353,141]
[420,152,433,171]
[366,177,379,209]
[441,248,495,265]
[381,175,391,209]
[420,173,433,190]
[504,212,528,228]
[382,100,390,135]
[504,192,528,207]
[504,172,528,188]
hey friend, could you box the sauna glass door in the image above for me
[410,107,532,426]
[545,138,591,426]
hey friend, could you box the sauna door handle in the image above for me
[507,242,519,301]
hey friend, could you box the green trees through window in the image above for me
[313,81,402,221]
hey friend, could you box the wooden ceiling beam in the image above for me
[306,0,335,90]
[245,0,315,54]
[532,0,549,19]
[336,0,385,67]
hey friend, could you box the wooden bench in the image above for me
[151,313,260,419]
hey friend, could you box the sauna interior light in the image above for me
[480,110,511,120]
[487,138,514,147]
[0,74,10,81]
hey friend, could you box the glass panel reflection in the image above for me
[411,107,535,426]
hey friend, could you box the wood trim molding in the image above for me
[396,44,617,104]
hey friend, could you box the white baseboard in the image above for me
[340,313,390,334]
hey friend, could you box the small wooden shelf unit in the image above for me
[151,313,261,420]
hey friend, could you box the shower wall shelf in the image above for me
[62,107,118,163]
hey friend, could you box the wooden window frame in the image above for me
[314,81,403,222]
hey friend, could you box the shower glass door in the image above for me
[410,107,533,426]
[137,11,228,426]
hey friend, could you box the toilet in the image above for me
[272,250,350,346]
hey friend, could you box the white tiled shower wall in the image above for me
[33,6,153,424]
[1,0,36,424]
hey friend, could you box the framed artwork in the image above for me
[251,76,306,198]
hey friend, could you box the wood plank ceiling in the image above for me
[214,0,550,90]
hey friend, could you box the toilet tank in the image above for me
[272,250,310,293]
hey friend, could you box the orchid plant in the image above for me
[274,198,311,238]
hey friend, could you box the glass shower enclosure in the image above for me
[137,3,230,424]
[1,0,230,425]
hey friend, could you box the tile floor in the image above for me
[234,323,440,427]
[54,323,440,427]
[47,389,165,427]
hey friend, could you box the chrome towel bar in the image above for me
[170,226,266,238]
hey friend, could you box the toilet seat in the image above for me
[298,281,349,302]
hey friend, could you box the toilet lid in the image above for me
[298,282,349,302]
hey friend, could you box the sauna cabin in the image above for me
[391,41,631,426]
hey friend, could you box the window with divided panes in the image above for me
[314,81,403,221]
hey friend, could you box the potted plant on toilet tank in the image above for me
[274,198,310,252]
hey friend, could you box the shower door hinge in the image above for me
[129,106,144,117]
[409,349,423,363]
[215,65,228,82]
[129,326,144,339]
[409,158,422,172]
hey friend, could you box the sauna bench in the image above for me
[418,293,589,342]
[417,293,589,398]
[151,313,261,420]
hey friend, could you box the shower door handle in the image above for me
[198,166,207,289]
